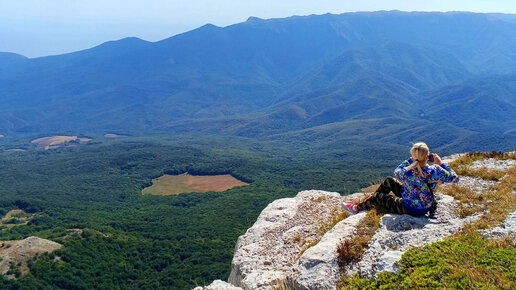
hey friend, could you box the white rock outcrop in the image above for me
[0,236,63,277]
[193,280,243,290]
[224,190,480,290]
[356,194,479,278]
[481,211,516,239]
[195,155,516,290]
[228,190,351,289]
[290,212,366,289]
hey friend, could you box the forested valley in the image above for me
[0,136,406,289]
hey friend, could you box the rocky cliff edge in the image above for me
[195,153,516,289]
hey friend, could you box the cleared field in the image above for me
[31,136,91,150]
[142,173,249,195]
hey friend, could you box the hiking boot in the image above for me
[342,203,359,215]
[428,200,437,219]
[428,208,437,219]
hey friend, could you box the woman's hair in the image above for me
[406,142,430,175]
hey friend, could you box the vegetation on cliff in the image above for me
[0,136,397,288]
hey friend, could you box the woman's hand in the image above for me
[433,154,443,166]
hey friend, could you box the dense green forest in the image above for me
[0,135,407,289]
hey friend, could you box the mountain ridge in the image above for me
[1,11,515,152]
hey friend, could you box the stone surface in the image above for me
[291,212,366,290]
[0,236,62,277]
[193,280,243,290]
[356,194,479,278]
[226,189,483,288]
[480,211,516,239]
[197,153,516,290]
[228,190,349,289]
[470,158,516,171]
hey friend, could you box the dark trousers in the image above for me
[357,177,410,214]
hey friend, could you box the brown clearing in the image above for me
[142,173,249,195]
[0,237,62,278]
[0,210,34,229]
[31,136,91,150]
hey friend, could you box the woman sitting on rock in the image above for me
[343,142,458,217]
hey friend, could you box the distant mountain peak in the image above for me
[0,51,28,61]
[99,37,149,46]
[198,23,219,29]
[246,16,264,22]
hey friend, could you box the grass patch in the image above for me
[449,151,516,181]
[444,151,516,225]
[439,184,485,218]
[339,231,516,289]
[142,173,249,195]
[339,152,516,289]
[450,151,516,167]
[0,210,34,229]
[472,165,516,229]
[454,166,505,181]
[337,209,381,274]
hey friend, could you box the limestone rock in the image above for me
[356,194,479,278]
[0,236,62,277]
[480,211,516,239]
[197,154,516,289]
[470,158,516,171]
[228,190,349,289]
[290,212,366,290]
[193,280,243,290]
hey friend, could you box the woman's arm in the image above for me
[430,154,459,183]
[394,157,413,182]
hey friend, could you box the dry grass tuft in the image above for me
[472,165,516,229]
[450,151,514,165]
[337,209,380,269]
[292,235,302,243]
[454,166,505,181]
[319,207,351,236]
[488,236,516,248]
[449,151,516,171]
[297,207,352,260]
[439,184,485,218]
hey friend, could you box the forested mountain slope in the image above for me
[1,11,516,151]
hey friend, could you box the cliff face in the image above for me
[196,154,516,290]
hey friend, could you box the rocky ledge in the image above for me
[196,154,516,289]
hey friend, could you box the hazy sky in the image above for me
[1,0,516,58]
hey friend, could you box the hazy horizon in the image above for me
[2,0,516,58]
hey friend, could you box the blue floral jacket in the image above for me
[394,158,459,214]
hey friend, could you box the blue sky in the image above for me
[1,0,516,58]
